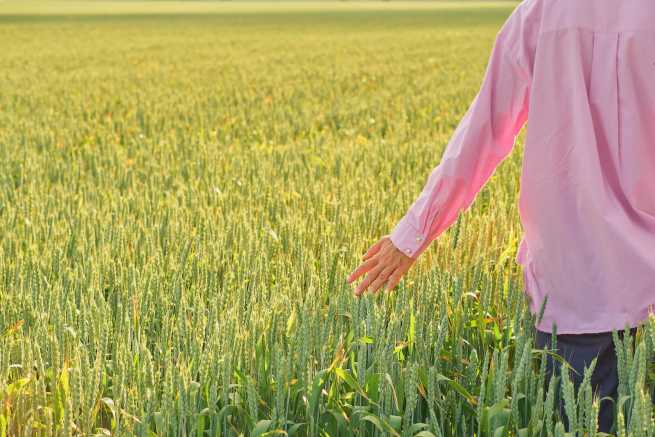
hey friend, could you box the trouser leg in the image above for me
[533,327,637,434]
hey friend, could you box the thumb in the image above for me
[362,237,386,260]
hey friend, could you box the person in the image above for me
[346,0,655,433]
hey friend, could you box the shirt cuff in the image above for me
[388,213,428,259]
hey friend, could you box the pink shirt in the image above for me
[389,0,655,334]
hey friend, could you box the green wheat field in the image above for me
[1,1,654,435]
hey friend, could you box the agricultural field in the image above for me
[1,1,654,435]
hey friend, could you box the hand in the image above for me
[346,235,417,297]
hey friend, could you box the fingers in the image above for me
[385,268,405,291]
[347,256,378,284]
[348,235,415,297]
[354,263,385,297]
[368,266,396,295]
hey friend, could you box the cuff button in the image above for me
[415,235,423,242]
[405,248,411,254]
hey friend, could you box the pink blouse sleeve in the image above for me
[389,0,539,259]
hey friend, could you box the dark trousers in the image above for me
[534,326,651,433]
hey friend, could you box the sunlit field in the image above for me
[1,1,654,435]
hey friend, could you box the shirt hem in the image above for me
[527,292,655,334]
[533,315,650,335]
